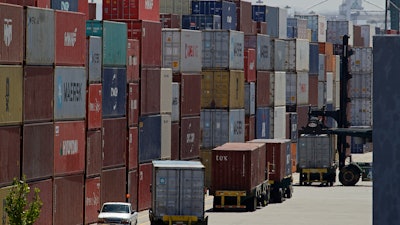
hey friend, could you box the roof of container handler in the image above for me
[328,127,372,138]
[152,160,204,169]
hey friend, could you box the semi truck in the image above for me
[149,160,208,225]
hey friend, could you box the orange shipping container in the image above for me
[325,54,336,72]
[291,142,297,173]
[318,42,333,55]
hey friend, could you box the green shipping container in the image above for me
[86,20,103,37]
[103,21,127,66]
[0,66,23,125]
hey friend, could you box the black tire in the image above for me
[247,197,257,211]
[285,185,293,199]
[339,166,360,186]
[273,188,284,203]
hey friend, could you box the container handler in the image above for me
[149,160,208,225]
[210,143,270,211]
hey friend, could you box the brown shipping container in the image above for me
[0,126,20,187]
[127,39,140,82]
[101,166,127,203]
[85,176,101,224]
[53,174,84,225]
[257,21,267,35]
[102,117,127,169]
[55,10,86,66]
[23,66,54,123]
[128,82,140,126]
[138,163,152,211]
[251,21,257,35]
[23,122,54,181]
[211,143,266,194]
[128,169,138,211]
[173,73,201,117]
[87,83,102,130]
[245,115,255,141]
[54,120,86,176]
[244,48,256,82]
[160,13,181,28]
[235,1,252,35]
[200,149,212,189]
[180,116,200,160]
[86,129,102,177]
[285,113,290,140]
[291,142,297,173]
[353,25,364,47]
[140,67,161,116]
[0,3,23,64]
[88,2,96,20]
[78,0,89,20]
[325,54,336,72]
[318,42,333,55]
[0,65,23,125]
[308,74,319,106]
[296,105,309,131]
[0,186,11,223]
[171,121,180,160]
[256,71,270,107]
[128,126,138,170]
[28,179,52,225]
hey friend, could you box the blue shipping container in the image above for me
[256,107,271,139]
[290,113,298,142]
[309,42,319,75]
[182,15,221,30]
[51,0,78,11]
[102,67,127,118]
[139,115,162,163]
[252,5,266,22]
[191,0,236,30]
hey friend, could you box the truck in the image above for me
[149,160,208,225]
[210,142,270,211]
[247,139,293,203]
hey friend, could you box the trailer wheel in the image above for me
[247,197,257,212]
[285,185,293,199]
[339,166,360,186]
[272,188,284,203]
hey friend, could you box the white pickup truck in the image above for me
[97,202,138,225]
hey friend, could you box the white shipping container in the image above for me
[297,71,309,105]
[159,0,192,15]
[295,14,326,42]
[245,82,256,115]
[360,24,375,47]
[172,82,180,122]
[271,71,286,107]
[326,20,353,46]
[349,98,373,127]
[286,38,310,72]
[256,34,272,71]
[350,47,373,74]
[318,81,326,108]
[160,68,173,114]
[333,81,340,109]
[286,73,296,106]
[265,6,288,39]
[161,114,172,159]
[273,106,286,139]
[271,39,289,71]
[162,29,202,73]
[318,54,325,81]
[349,73,373,99]
[326,72,333,103]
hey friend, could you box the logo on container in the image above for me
[145,0,154,9]
[111,73,118,110]
[86,192,100,206]
[233,121,243,135]
[216,155,228,161]
[4,19,12,47]
[60,140,79,155]
[63,82,83,102]
[249,62,255,70]
[260,45,269,58]
[185,44,199,58]
[5,77,10,112]
[61,1,70,11]
[233,43,243,57]
[64,28,77,47]
[186,133,195,143]
[89,98,101,113]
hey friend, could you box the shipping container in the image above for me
[138,163,152,211]
[0,186,11,223]
[318,54,325,81]
[0,3,23,64]
[25,7,55,65]
[333,81,340,109]
[171,82,180,121]
[271,39,289,71]
[160,0,191,15]
[102,21,127,66]
[87,83,102,130]
[309,42,319,74]
[160,13,181,28]
[269,71,286,107]
[200,149,212,188]
[28,179,52,225]
[318,81,327,108]
[201,70,245,109]
[88,2,96,19]
[309,74,318,106]
[53,174,84,225]
[162,29,202,73]
[287,17,308,39]
[244,48,256,82]
[255,106,271,139]
[252,5,287,38]
[87,36,102,83]
[295,14,326,42]
[326,20,353,46]
[171,121,180,159]
[349,73,372,99]
[286,73,296,107]
[127,82,139,126]
[256,21,267,34]
[180,116,201,160]
[55,10,86,66]
[102,117,127,169]
[273,106,286,139]
[161,114,172,159]
[289,113,298,142]
[51,0,78,11]
[160,68,172,114]
[0,126,20,187]
[353,25,363,47]
[286,39,310,72]
[174,73,201,117]
[181,14,221,30]
[103,0,159,21]
[54,120,85,176]
[128,126,138,170]
[202,30,244,70]
[85,176,101,224]
[245,115,255,141]
[234,0,252,35]
[349,97,373,127]
[0,66,22,125]
[256,70,269,107]
[101,166,127,203]
[140,67,161,116]
[291,142,297,173]
[298,134,335,168]
[86,129,102,177]
[360,24,375,47]
[127,39,140,82]
[244,82,255,115]
[296,105,310,130]
[211,142,266,193]
[326,72,334,103]
[86,20,103,36]
[23,66,53,123]
[102,67,127,118]
[191,0,237,30]
[54,67,86,121]
[350,47,373,74]
[139,115,161,163]
[128,169,138,211]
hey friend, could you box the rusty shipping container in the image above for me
[180,116,200,160]
[141,67,161,116]
[86,129,102,177]
[244,48,256,82]
[0,3,23,64]
[160,13,181,28]
[235,0,252,35]
[101,166,127,203]
[173,73,201,117]
[103,0,159,21]
[28,179,52,225]
[127,39,140,82]
[53,174,84,225]
[0,126,20,187]
[128,126,138,170]
[102,67,127,118]
[211,142,266,194]
[102,117,127,169]
[23,122,54,181]
[24,66,53,123]
[0,65,22,125]
[87,36,102,83]
[87,83,102,130]
[171,121,180,160]
[308,74,319,106]
[138,163,152,211]
[85,176,101,225]
[128,169,138,211]
[54,120,85,176]
[128,82,139,126]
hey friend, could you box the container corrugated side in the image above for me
[161,114,172,159]
[140,67,161,116]
[286,72,296,106]
[139,115,162,163]
[349,98,373,127]
[128,126,138,170]
[244,34,271,71]
[0,65,22,125]
[102,21,127,66]
[138,163,152,211]
[297,72,309,105]
[160,0,191,15]
[309,42,319,74]
[255,107,271,139]
[172,82,180,121]
[350,47,373,74]
[178,73,201,117]
[349,73,372,99]
[28,179,52,225]
[298,134,334,168]
[87,83,102,130]
[360,24,375,47]
[127,39,140,82]
[295,14,326,42]
[286,39,310,72]
[272,106,286,139]
[160,68,172,114]
[0,126,20,187]
[102,67,127,118]
[127,82,139,126]
[87,36,102,83]
[180,116,201,160]
[0,3,23,64]
[326,20,353,45]
[86,129,102,177]
[101,167,127,203]
[270,71,286,107]
[51,0,78,11]
[102,118,127,169]
[271,39,288,71]
[85,176,101,224]
[256,71,270,107]
[244,82,255,115]
[128,169,138,211]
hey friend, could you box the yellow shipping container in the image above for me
[0,66,23,126]
[201,71,214,108]
[0,186,12,225]
[199,149,212,189]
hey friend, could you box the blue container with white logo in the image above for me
[181,15,221,30]
[102,67,127,118]
[256,107,271,139]
[191,0,237,30]
[51,0,78,12]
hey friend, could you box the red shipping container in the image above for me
[180,116,200,160]
[101,167,127,204]
[251,20,257,35]
[211,142,266,194]
[87,83,102,130]
[88,2,96,20]
[28,179,53,225]
[128,169,138,211]
[173,73,201,117]
[140,67,161,116]
[0,3,23,64]
[78,0,89,20]
[138,163,152,211]
[160,13,180,28]
[128,126,138,170]
[256,71,270,107]
[296,105,309,131]
[257,21,267,35]
[127,39,140,82]
[235,0,252,35]
[102,0,118,19]
[54,10,86,66]
[171,122,180,160]
[291,142,297,173]
[121,0,159,21]
[0,126,20,187]
[3,0,50,6]
[244,48,256,82]
[23,66,54,123]
[308,74,318,106]
[54,120,86,176]
[36,0,50,8]
[85,176,101,224]
[53,174,84,225]
[102,117,127,169]
[128,82,140,126]
[245,115,255,141]
[318,42,333,55]
[86,129,102,177]
[23,122,54,181]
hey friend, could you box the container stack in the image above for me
[287,17,308,39]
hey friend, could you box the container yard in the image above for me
[0,0,380,224]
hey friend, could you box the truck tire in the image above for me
[272,188,284,203]
[247,197,257,212]
[285,185,293,199]
[339,165,360,186]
